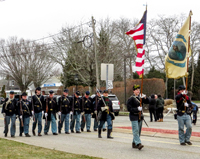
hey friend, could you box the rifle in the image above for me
[59,95,62,124]
[31,92,35,122]
[95,93,98,121]
[19,95,24,127]
[82,93,86,122]
[45,96,48,125]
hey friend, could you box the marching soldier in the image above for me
[127,85,149,150]
[81,91,93,132]
[2,91,18,137]
[175,85,193,145]
[92,90,106,132]
[58,89,72,134]
[18,92,32,137]
[44,90,58,135]
[92,90,102,131]
[32,87,45,136]
[97,90,115,139]
[70,91,82,133]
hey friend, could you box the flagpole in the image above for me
[139,5,147,120]
[185,10,192,110]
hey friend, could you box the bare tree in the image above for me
[0,37,55,92]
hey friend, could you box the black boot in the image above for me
[107,129,113,139]
[98,129,102,138]
[132,143,138,148]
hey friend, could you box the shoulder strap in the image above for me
[35,95,43,106]
[23,101,31,115]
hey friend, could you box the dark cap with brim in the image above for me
[21,92,27,96]
[10,91,14,94]
[76,91,80,96]
[49,90,54,94]
[64,89,69,93]
[103,90,108,93]
[178,85,185,91]
[36,87,41,91]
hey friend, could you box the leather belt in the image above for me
[85,108,89,110]
[75,108,80,110]
[178,110,185,113]
[9,110,12,112]
[50,109,53,111]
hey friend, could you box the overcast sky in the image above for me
[0,0,199,41]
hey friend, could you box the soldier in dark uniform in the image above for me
[70,91,82,133]
[32,87,45,136]
[92,90,102,131]
[2,91,18,137]
[175,85,193,145]
[81,91,93,132]
[18,92,32,137]
[58,89,72,134]
[97,90,115,139]
[44,90,58,135]
[127,85,149,150]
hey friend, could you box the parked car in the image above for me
[91,94,120,116]
[0,97,5,104]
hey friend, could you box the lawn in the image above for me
[0,138,101,159]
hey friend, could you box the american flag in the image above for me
[126,10,147,77]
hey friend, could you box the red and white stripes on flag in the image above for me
[126,10,147,77]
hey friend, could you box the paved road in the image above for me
[0,112,200,159]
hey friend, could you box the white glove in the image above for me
[45,113,48,117]
[91,113,93,115]
[139,93,146,98]
[101,106,108,111]
[94,110,97,114]
[70,111,73,115]
[182,90,187,95]
[184,103,189,107]
[58,111,61,116]
[42,111,44,115]
[2,113,6,117]
[81,112,84,115]
[138,106,142,111]
[20,115,22,119]
[32,111,34,115]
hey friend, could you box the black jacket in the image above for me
[127,94,149,121]
[44,97,58,121]
[97,96,113,121]
[58,95,72,114]
[2,98,18,116]
[72,96,82,115]
[92,95,101,118]
[81,96,93,114]
[32,94,45,113]
[18,99,32,118]
[149,98,157,109]
[175,93,192,116]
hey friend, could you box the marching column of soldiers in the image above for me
[1,84,194,151]
[1,88,114,139]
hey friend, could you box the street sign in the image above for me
[107,80,113,89]
[101,63,114,81]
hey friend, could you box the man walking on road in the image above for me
[175,85,193,146]
[32,87,45,136]
[127,85,149,150]
[2,91,18,138]
[44,90,58,135]
[70,91,82,133]
[97,90,115,139]
[58,89,72,134]
[81,91,93,132]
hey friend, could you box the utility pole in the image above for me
[92,16,100,89]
